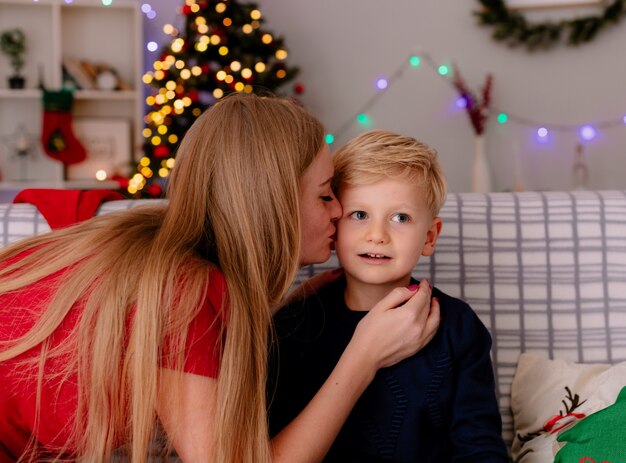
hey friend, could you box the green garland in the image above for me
[475,0,626,50]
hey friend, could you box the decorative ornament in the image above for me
[453,66,494,192]
[572,143,589,190]
[453,66,492,136]
[475,0,626,51]
[0,28,26,88]
[293,82,305,94]
[1,125,39,180]
[40,89,87,166]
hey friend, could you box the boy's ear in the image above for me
[421,217,443,257]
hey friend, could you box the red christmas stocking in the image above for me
[40,89,87,165]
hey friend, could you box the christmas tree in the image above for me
[127,0,299,197]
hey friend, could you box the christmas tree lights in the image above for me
[130,0,298,196]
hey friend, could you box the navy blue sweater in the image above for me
[268,278,509,462]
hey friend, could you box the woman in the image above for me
[0,94,439,463]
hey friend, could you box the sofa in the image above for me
[2,190,625,461]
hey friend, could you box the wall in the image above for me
[147,0,626,192]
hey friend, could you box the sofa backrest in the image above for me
[2,190,625,445]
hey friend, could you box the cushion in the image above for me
[555,386,626,463]
[510,352,626,462]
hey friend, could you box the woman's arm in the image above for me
[157,280,439,463]
[156,369,217,463]
[275,268,343,314]
[270,279,440,463]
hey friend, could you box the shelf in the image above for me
[75,90,139,100]
[0,179,121,191]
[0,0,142,185]
[0,89,139,101]
[0,89,43,99]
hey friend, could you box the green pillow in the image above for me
[555,386,626,463]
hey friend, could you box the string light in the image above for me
[325,134,335,144]
[357,114,369,125]
[409,55,421,68]
[101,0,112,5]
[329,50,625,148]
[376,78,388,90]
[140,2,156,20]
[580,125,597,141]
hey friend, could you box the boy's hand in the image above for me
[275,268,344,314]
[348,279,440,371]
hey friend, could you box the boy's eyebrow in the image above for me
[319,177,333,187]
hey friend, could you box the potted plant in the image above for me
[1,29,26,89]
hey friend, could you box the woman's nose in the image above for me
[329,197,342,222]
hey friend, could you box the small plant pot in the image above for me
[8,75,25,89]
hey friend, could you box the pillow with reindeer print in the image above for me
[554,386,626,463]
[509,353,626,463]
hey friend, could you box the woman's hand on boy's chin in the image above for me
[273,268,344,314]
[348,279,440,371]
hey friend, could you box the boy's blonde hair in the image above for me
[333,130,447,216]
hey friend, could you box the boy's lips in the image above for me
[358,252,392,263]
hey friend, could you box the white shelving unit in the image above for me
[0,0,142,194]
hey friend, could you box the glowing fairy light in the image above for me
[357,114,369,125]
[579,125,597,141]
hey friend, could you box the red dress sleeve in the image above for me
[177,269,228,377]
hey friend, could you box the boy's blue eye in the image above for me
[392,213,411,223]
[350,211,368,220]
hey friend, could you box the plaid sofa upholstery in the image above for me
[2,190,625,450]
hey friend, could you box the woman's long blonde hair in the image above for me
[0,93,324,462]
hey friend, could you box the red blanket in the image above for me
[13,189,124,230]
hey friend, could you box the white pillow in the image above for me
[510,352,626,463]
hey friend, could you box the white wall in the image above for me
[147,0,626,192]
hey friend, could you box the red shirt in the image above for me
[0,259,227,460]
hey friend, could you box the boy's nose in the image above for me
[366,221,389,244]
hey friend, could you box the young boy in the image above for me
[268,130,508,462]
